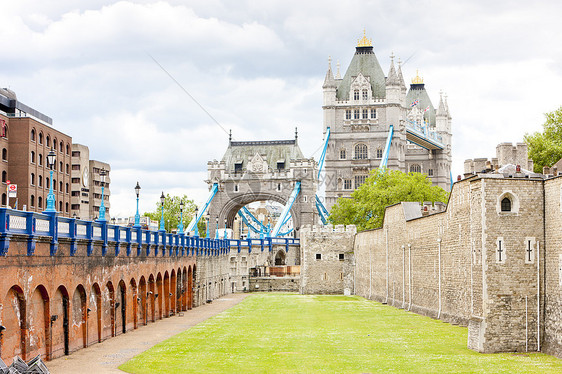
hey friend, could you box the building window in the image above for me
[72,164,80,171]
[71,177,80,183]
[2,148,6,161]
[59,161,63,172]
[71,191,79,197]
[38,175,42,187]
[428,168,434,176]
[38,196,42,208]
[31,129,36,142]
[525,238,535,264]
[59,201,62,212]
[496,237,505,264]
[371,109,377,119]
[39,132,43,144]
[59,181,63,192]
[0,121,7,138]
[376,148,383,159]
[31,173,35,186]
[46,136,50,147]
[339,253,345,261]
[53,138,57,150]
[31,151,35,164]
[66,164,69,174]
[1,171,6,183]
[39,154,43,166]
[501,197,511,212]
[354,144,368,160]
[355,175,367,189]
[277,161,285,170]
[3,193,7,206]
[410,164,421,173]
[277,183,282,191]
[353,90,359,100]
[46,177,49,189]
[344,179,352,189]
[71,204,80,210]
[362,89,368,100]
[345,110,351,120]
[65,183,69,193]
[316,253,322,260]
[340,148,346,159]
[66,202,69,213]
[234,162,242,173]
[59,141,63,152]
[362,109,368,119]
[30,195,35,207]
[354,109,360,119]
[72,151,80,157]
[53,179,56,191]
[66,144,70,155]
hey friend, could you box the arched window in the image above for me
[53,179,56,190]
[66,144,70,155]
[59,181,63,192]
[65,183,69,193]
[2,148,7,161]
[59,201,62,212]
[340,148,346,159]
[38,153,43,166]
[59,141,63,152]
[354,144,368,160]
[501,197,511,212]
[2,193,6,206]
[362,89,368,100]
[31,129,36,141]
[53,138,57,150]
[376,149,383,159]
[31,151,35,163]
[353,90,360,100]
[38,175,42,187]
[410,164,422,173]
[65,202,69,213]
[31,173,35,185]
[1,171,6,183]
[46,177,49,189]
[38,196,42,208]
[66,164,69,174]
[59,161,63,172]
[39,132,43,144]
[30,195,35,207]
[46,136,50,147]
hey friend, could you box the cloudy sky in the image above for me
[2,0,561,217]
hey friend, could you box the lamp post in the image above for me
[178,201,184,233]
[205,214,210,238]
[44,148,57,212]
[215,216,219,239]
[98,168,107,222]
[223,218,228,239]
[134,182,141,228]
[159,192,165,231]
[193,207,199,236]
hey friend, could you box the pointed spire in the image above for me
[323,55,336,88]
[444,93,451,119]
[229,129,232,143]
[295,127,298,141]
[397,57,407,90]
[436,90,446,116]
[386,52,399,86]
[335,60,341,80]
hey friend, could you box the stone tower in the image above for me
[322,32,452,210]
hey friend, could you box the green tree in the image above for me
[525,106,562,173]
[329,170,449,231]
[144,194,207,235]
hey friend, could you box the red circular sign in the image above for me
[8,185,16,191]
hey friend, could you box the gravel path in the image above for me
[47,293,248,373]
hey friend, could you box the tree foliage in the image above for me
[144,194,206,235]
[329,170,449,231]
[525,106,562,173]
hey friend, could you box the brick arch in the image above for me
[104,281,115,338]
[2,285,26,361]
[155,273,163,320]
[52,285,70,358]
[29,285,49,360]
[116,280,126,336]
[90,283,102,344]
[71,285,87,352]
[180,267,187,312]
[130,277,138,330]
[163,271,170,318]
[170,269,177,314]
[147,274,156,323]
[138,276,147,326]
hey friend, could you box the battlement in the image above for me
[464,142,534,175]
[300,224,357,235]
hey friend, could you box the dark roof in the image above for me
[337,46,386,100]
[405,83,436,127]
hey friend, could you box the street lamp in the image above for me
[178,201,184,233]
[98,168,107,222]
[205,214,210,238]
[159,192,165,231]
[215,216,219,239]
[193,206,199,236]
[223,218,228,239]
[44,148,57,212]
[134,182,141,228]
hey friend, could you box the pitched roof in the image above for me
[336,46,386,100]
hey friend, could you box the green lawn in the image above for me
[120,294,562,373]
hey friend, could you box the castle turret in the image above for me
[385,53,401,104]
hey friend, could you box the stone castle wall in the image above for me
[353,176,547,353]
[300,225,355,295]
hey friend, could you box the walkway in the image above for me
[47,293,248,374]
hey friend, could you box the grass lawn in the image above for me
[120,293,562,373]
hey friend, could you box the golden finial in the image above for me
[411,69,424,84]
[357,29,372,47]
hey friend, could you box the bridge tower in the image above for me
[322,32,452,211]
[206,133,318,238]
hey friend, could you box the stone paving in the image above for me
[47,293,248,374]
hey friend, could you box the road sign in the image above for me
[7,184,17,198]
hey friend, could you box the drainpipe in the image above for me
[537,240,540,351]
[437,238,442,319]
[408,244,412,311]
[402,245,405,309]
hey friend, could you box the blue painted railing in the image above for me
[0,208,299,257]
